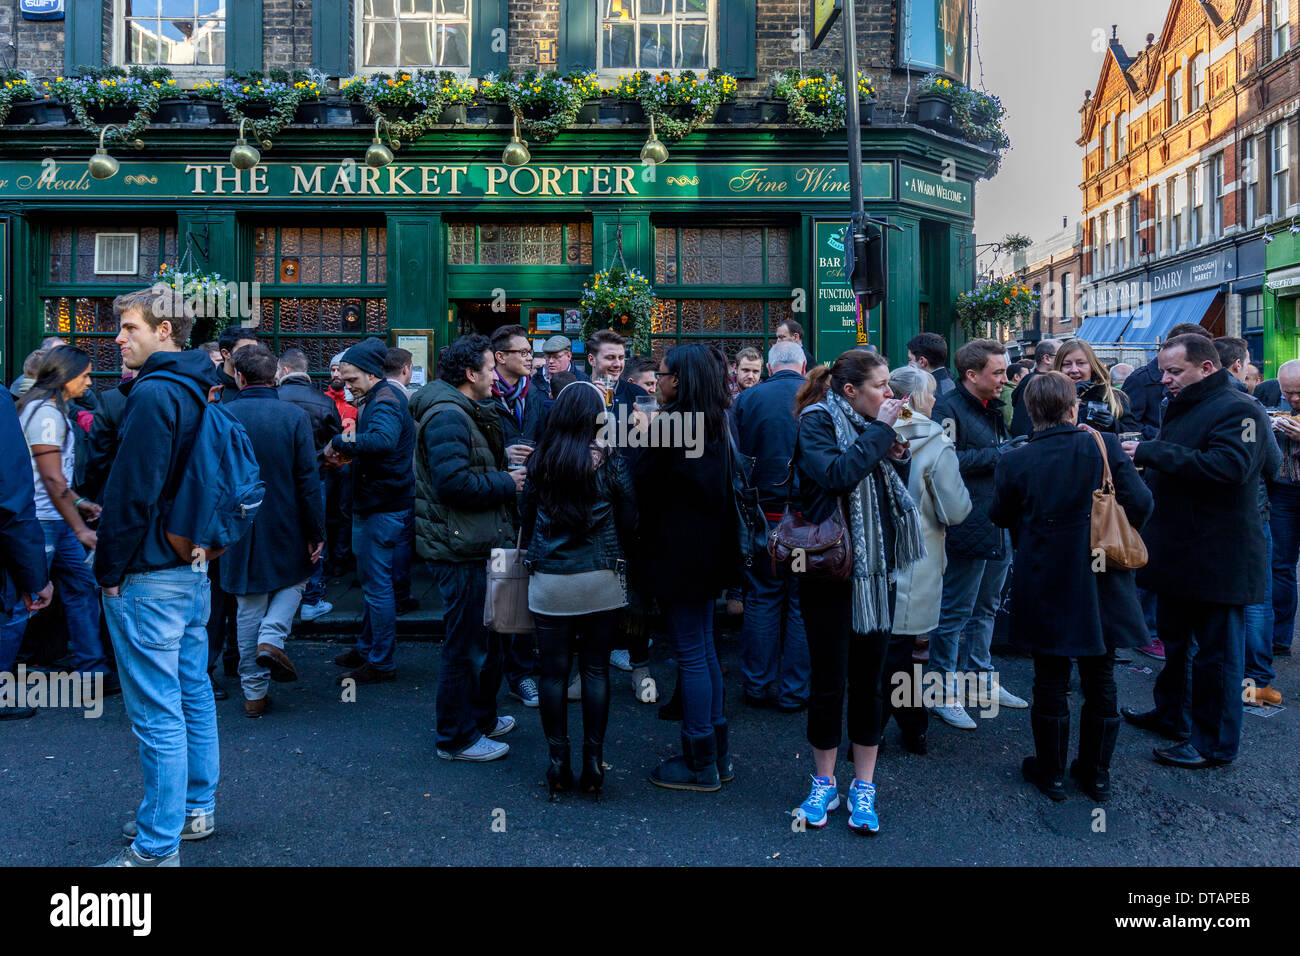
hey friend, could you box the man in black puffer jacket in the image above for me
[928,339,1027,729]
[323,337,413,686]
[1121,335,1270,768]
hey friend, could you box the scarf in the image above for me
[492,372,529,428]
[821,391,926,634]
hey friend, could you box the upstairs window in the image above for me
[359,0,471,71]
[1242,137,1259,226]
[1101,123,1112,168]
[1190,51,1206,109]
[599,0,715,73]
[1271,122,1291,215]
[1116,112,1128,159]
[1274,0,1291,59]
[1167,68,1183,126]
[1211,154,1224,236]
[122,0,226,67]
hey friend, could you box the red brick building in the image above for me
[1075,0,1299,372]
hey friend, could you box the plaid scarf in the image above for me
[492,372,529,428]
[820,391,926,634]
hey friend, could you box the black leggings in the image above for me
[1031,652,1117,721]
[799,577,890,750]
[882,633,929,740]
[536,610,618,749]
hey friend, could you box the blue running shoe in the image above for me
[847,779,879,834]
[793,775,840,828]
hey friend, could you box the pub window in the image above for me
[445,221,593,265]
[118,0,226,68]
[358,0,471,71]
[252,225,388,379]
[43,224,179,386]
[598,0,716,74]
[650,224,792,361]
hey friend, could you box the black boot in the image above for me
[1071,715,1121,802]
[546,740,573,797]
[1022,713,1068,802]
[649,732,722,792]
[579,743,604,795]
[714,722,734,783]
[657,676,683,721]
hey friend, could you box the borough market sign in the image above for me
[0,160,898,203]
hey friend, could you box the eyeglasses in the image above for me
[497,349,533,358]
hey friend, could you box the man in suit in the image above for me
[221,345,325,717]
[1121,335,1270,768]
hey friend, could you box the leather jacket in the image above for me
[520,450,637,574]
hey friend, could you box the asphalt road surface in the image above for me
[3,632,1297,866]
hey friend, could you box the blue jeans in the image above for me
[740,558,810,707]
[929,544,1012,678]
[664,599,725,738]
[1269,483,1300,652]
[1245,521,1275,686]
[102,565,218,859]
[42,520,108,674]
[430,560,502,753]
[352,510,404,671]
[303,558,326,606]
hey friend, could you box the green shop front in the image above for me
[0,123,985,386]
[1264,224,1300,375]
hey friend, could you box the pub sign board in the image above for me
[21,0,65,19]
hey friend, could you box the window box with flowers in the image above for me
[857,74,877,126]
[1,71,73,126]
[581,265,656,357]
[48,67,174,142]
[341,70,471,141]
[711,73,756,123]
[606,72,648,124]
[917,73,960,128]
[479,71,599,143]
[954,278,1039,337]
[154,91,227,125]
[637,69,725,140]
[197,71,322,146]
[771,68,848,133]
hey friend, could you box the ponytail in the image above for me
[793,366,832,417]
[793,349,888,418]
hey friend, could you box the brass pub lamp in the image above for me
[88,124,144,180]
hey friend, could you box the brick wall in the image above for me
[5,0,65,73]
[508,0,559,72]
[263,0,314,72]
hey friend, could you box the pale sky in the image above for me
[973,0,1173,253]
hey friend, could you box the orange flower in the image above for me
[1003,297,1011,304]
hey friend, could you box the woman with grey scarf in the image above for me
[789,350,925,834]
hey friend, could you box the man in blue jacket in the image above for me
[95,287,221,867]
[324,337,413,685]
[0,394,53,721]
[221,345,325,717]
[731,340,810,711]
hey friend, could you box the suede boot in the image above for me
[649,732,722,792]
[1022,713,1068,802]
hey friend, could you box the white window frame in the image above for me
[1063,273,1074,322]
[1273,0,1291,59]
[1130,198,1140,259]
[1155,185,1165,255]
[1243,137,1259,226]
[595,0,718,79]
[1211,153,1225,236]
[1168,68,1183,126]
[1168,177,1181,252]
[1101,122,1112,168]
[112,0,226,80]
[1100,211,1111,272]
[355,0,474,75]
[1115,202,1126,268]
[1271,122,1291,214]
[1116,112,1128,159]
[1190,51,1206,110]
[1191,164,1205,244]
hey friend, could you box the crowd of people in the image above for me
[0,291,1292,862]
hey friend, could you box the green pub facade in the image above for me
[0,0,994,384]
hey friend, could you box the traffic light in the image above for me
[844,213,886,311]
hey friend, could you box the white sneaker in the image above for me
[300,601,333,622]
[486,715,516,738]
[994,683,1028,709]
[437,736,510,761]
[966,674,1028,710]
[609,649,633,672]
[934,703,977,730]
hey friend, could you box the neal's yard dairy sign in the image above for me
[0,160,896,203]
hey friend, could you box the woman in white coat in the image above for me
[881,365,972,754]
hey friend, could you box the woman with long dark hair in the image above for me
[1054,339,1140,434]
[14,346,116,693]
[790,350,924,833]
[634,343,736,792]
[521,381,637,796]
[990,372,1152,802]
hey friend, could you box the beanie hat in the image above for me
[340,337,387,378]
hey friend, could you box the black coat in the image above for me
[1076,380,1142,435]
[1121,356,1165,440]
[631,419,734,602]
[0,393,48,600]
[793,404,908,569]
[521,450,637,574]
[931,365,957,397]
[930,381,1009,560]
[732,368,804,512]
[349,380,415,516]
[219,386,326,595]
[82,383,127,503]
[490,376,548,447]
[277,375,343,466]
[991,425,1153,656]
[1133,369,1270,605]
[1255,378,1281,409]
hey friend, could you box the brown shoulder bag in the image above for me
[1082,425,1148,571]
[767,460,854,582]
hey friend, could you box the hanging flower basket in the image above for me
[580,265,656,357]
[954,278,1039,337]
[771,68,850,133]
[152,263,244,345]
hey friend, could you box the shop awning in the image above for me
[1075,312,1135,344]
[1268,266,1300,297]
[1121,288,1219,343]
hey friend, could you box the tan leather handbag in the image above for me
[484,533,535,634]
[1082,425,1148,571]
